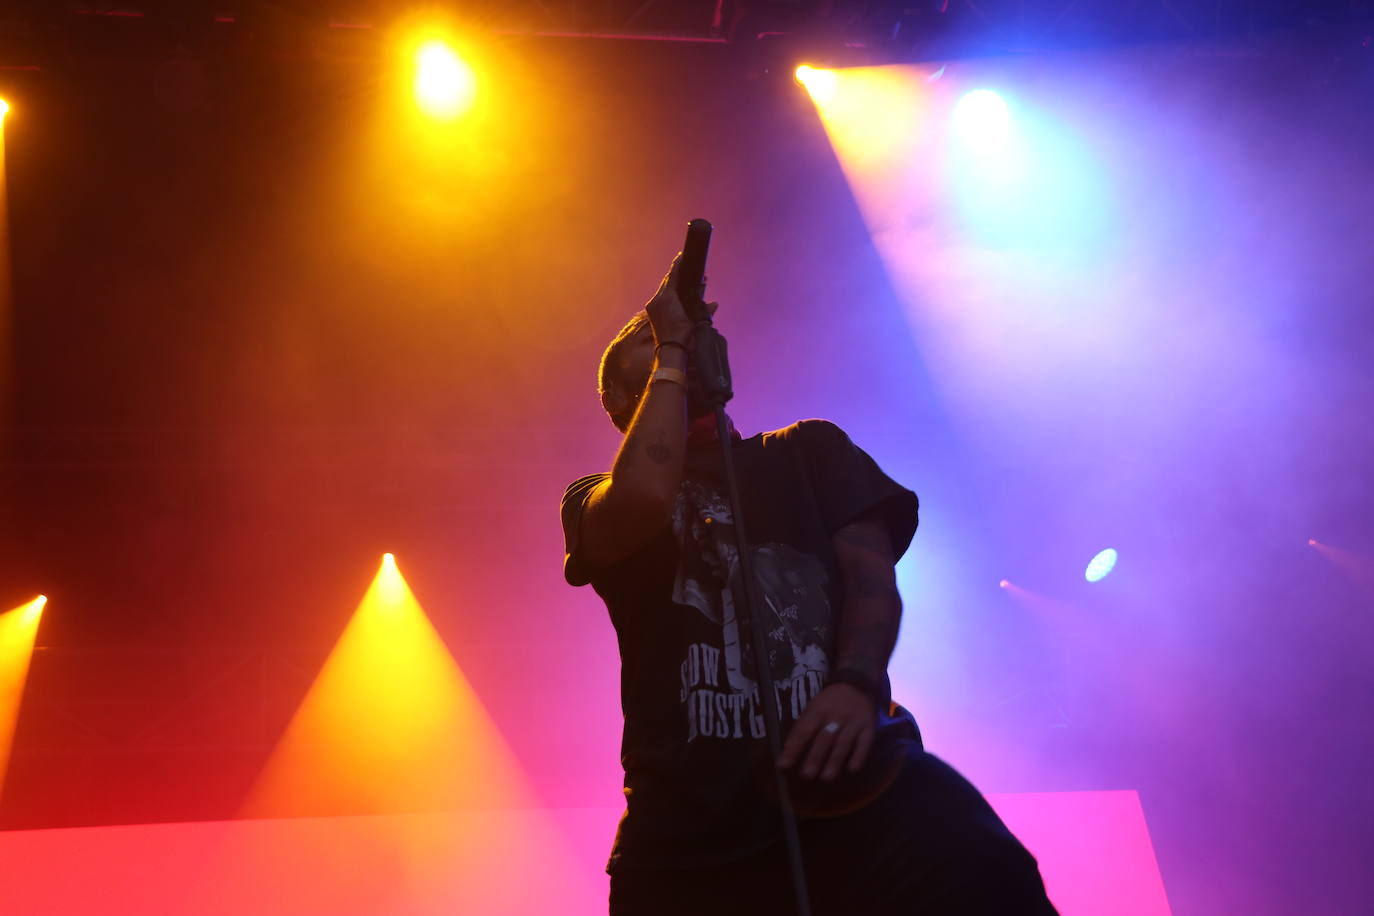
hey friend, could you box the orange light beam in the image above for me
[237,558,597,912]
[0,595,45,800]
[243,554,532,819]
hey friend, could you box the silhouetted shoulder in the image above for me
[780,419,920,560]
[560,472,612,587]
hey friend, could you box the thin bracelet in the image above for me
[654,340,690,359]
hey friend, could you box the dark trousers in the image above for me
[609,751,1059,916]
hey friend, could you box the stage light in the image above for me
[241,558,592,908]
[1308,538,1374,592]
[952,89,1011,147]
[999,579,1010,589]
[0,99,8,121]
[1085,548,1118,583]
[1,596,46,795]
[245,554,531,818]
[414,40,476,120]
[795,65,838,104]
[796,64,932,183]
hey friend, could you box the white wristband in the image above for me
[650,367,688,389]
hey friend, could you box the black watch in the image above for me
[829,666,881,704]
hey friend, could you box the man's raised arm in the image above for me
[576,257,698,571]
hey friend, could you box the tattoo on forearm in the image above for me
[833,518,902,677]
[835,520,899,598]
[646,433,672,465]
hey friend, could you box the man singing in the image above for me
[561,254,1058,915]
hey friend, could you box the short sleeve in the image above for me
[560,473,610,586]
[798,420,919,561]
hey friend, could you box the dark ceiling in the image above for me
[1,0,1370,72]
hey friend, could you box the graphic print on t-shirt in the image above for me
[672,479,833,742]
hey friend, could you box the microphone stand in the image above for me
[687,305,813,916]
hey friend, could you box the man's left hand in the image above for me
[777,682,876,781]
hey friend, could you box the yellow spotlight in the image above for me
[0,99,8,121]
[236,559,594,909]
[244,554,532,818]
[796,63,936,238]
[414,40,476,120]
[1,596,45,798]
[795,65,838,104]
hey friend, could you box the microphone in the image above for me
[677,218,713,323]
[673,218,731,405]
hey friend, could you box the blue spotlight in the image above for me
[946,85,1109,250]
[1084,548,1118,583]
[948,88,1023,230]
[952,89,1011,147]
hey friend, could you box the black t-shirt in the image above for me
[560,419,920,871]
